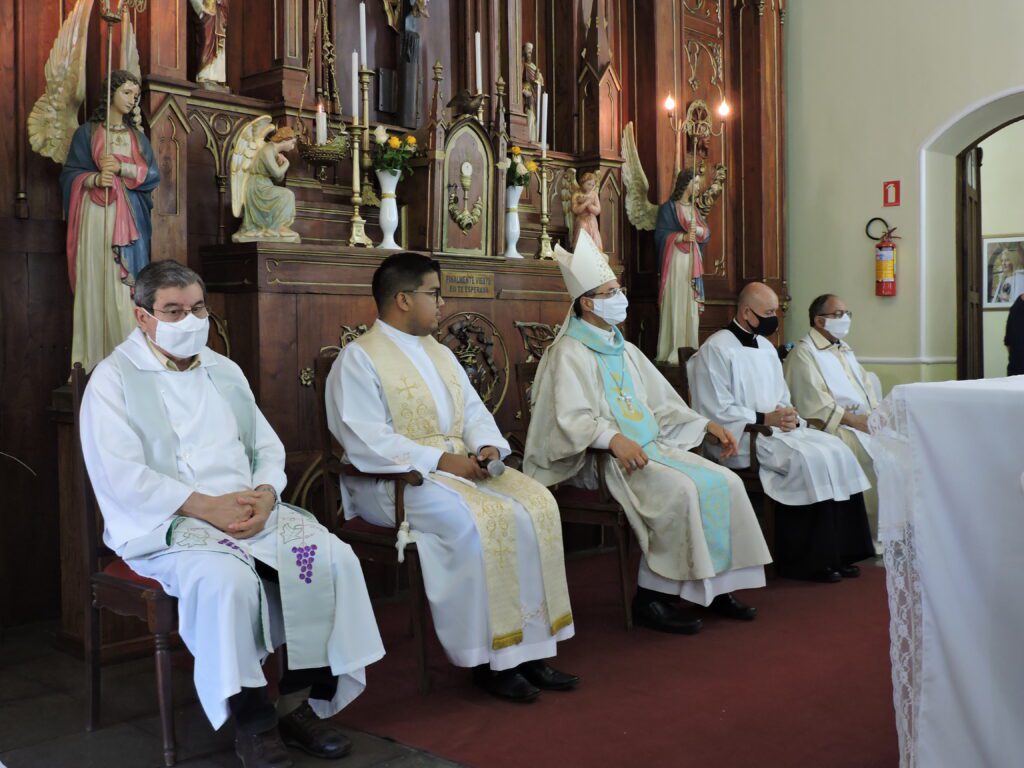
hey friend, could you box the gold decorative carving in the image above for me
[338,324,371,348]
[208,310,232,358]
[447,160,484,234]
[682,0,722,21]
[514,321,561,362]
[684,40,725,101]
[436,312,509,413]
[299,367,314,387]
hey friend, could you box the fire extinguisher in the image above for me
[866,217,900,297]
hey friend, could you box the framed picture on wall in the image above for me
[982,236,1024,308]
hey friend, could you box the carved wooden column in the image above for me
[734,0,786,303]
[138,0,195,265]
[502,0,530,143]
[239,0,307,105]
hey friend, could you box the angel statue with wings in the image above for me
[27,0,155,371]
[58,69,160,373]
[230,117,300,243]
[622,122,726,363]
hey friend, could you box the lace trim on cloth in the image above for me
[870,390,919,768]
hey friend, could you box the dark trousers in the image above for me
[774,492,874,578]
[227,560,338,734]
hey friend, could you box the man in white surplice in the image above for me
[524,231,772,635]
[783,293,884,542]
[687,283,875,582]
[81,261,384,768]
[326,252,578,703]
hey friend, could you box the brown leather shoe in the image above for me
[235,726,293,768]
[279,702,353,760]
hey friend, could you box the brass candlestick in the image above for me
[536,148,554,260]
[348,122,372,247]
[359,67,379,206]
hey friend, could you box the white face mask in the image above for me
[823,315,851,339]
[146,310,210,358]
[590,291,629,326]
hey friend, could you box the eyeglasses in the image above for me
[148,304,210,322]
[817,310,853,319]
[399,288,443,305]
[589,286,626,299]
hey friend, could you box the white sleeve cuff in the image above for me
[590,429,618,451]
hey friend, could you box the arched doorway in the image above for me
[919,88,1024,379]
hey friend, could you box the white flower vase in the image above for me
[376,169,401,250]
[503,184,524,259]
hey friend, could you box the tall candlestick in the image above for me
[315,103,327,145]
[359,2,368,68]
[474,32,482,94]
[539,92,548,149]
[348,129,372,247]
[351,51,359,120]
[537,148,554,260]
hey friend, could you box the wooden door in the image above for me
[956,145,983,380]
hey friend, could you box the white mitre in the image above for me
[553,230,616,299]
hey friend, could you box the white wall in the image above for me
[979,120,1024,377]
[784,0,1024,390]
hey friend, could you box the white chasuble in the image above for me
[327,320,574,669]
[523,330,770,602]
[81,330,384,729]
[687,329,870,506]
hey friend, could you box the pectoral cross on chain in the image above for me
[611,373,643,420]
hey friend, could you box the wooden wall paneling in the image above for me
[138,0,188,82]
[239,0,307,104]
[144,87,194,265]
[0,221,71,626]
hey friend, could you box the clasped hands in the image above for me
[180,485,277,540]
[437,445,500,481]
[609,422,739,475]
[95,155,122,189]
[764,406,799,431]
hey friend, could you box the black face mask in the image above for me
[750,311,779,337]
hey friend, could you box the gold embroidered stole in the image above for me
[355,325,572,648]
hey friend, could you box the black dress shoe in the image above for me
[708,593,758,621]
[839,564,861,578]
[632,593,703,635]
[806,568,842,583]
[235,726,294,768]
[472,666,541,703]
[517,660,580,691]
[279,702,352,760]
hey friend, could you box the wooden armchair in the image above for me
[514,360,635,630]
[71,364,180,767]
[313,348,431,694]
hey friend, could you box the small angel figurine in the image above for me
[570,171,603,251]
[230,117,300,243]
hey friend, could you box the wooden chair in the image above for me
[71,364,180,767]
[313,348,431,693]
[514,360,635,630]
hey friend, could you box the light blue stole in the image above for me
[565,317,732,572]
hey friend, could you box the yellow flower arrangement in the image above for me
[387,136,401,149]
[510,145,522,156]
[372,128,419,177]
[405,135,417,146]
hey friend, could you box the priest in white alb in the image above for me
[783,293,883,541]
[326,252,578,703]
[687,282,875,583]
[524,232,771,634]
[80,261,385,768]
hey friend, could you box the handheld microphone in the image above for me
[476,457,506,477]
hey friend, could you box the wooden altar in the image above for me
[1,0,787,640]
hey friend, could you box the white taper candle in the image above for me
[351,51,359,122]
[475,32,483,93]
[359,2,368,68]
